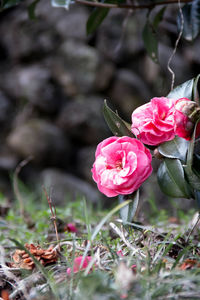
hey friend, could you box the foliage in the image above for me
[1,195,200,299]
[1,0,200,62]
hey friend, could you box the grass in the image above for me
[0,189,200,300]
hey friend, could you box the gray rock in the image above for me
[109,69,152,117]
[7,119,70,165]
[94,60,115,91]
[123,13,144,57]
[60,40,99,93]
[76,146,96,182]
[4,65,63,114]
[40,168,102,205]
[38,1,89,41]
[0,91,13,125]
[0,9,57,60]
[96,10,125,62]
[57,96,110,145]
[184,36,200,65]
[50,62,79,97]
[158,43,192,84]
[0,147,18,171]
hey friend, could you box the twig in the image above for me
[167,0,184,91]
[186,212,200,243]
[114,9,132,57]
[42,187,60,252]
[109,222,146,258]
[75,0,192,10]
[52,241,85,252]
[13,156,33,218]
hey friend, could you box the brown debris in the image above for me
[179,259,200,270]
[11,243,58,270]
[1,290,10,300]
[168,217,180,224]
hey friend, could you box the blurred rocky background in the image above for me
[0,1,198,210]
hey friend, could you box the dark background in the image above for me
[0,1,199,211]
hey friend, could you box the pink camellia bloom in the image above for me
[91,136,152,197]
[67,256,94,274]
[174,98,196,140]
[131,97,176,146]
[66,223,77,233]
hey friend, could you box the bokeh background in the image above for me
[0,1,199,211]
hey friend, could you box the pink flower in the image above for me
[174,98,196,140]
[66,223,77,233]
[131,97,176,146]
[117,250,124,257]
[67,256,94,274]
[91,136,152,197]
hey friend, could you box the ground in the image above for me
[0,189,200,300]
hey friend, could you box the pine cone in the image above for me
[11,243,58,270]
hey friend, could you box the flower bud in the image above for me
[175,98,199,122]
[174,98,200,140]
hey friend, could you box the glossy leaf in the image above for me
[87,7,109,35]
[167,78,194,100]
[184,119,200,190]
[153,7,166,29]
[158,136,189,163]
[192,154,200,177]
[177,1,200,41]
[118,190,139,224]
[157,158,191,198]
[28,0,40,20]
[192,74,200,104]
[194,189,200,209]
[103,100,134,137]
[142,21,158,64]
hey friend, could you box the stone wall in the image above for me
[0,1,199,208]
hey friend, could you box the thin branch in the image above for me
[186,212,200,243]
[13,156,33,218]
[75,0,192,10]
[42,187,60,252]
[167,0,184,90]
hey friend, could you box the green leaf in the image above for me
[157,158,192,198]
[194,190,200,209]
[1,0,22,10]
[142,21,158,63]
[87,7,109,35]
[103,100,134,137]
[177,0,200,42]
[28,0,40,20]
[167,78,194,100]
[158,136,189,163]
[192,74,200,104]
[153,7,166,29]
[184,119,200,191]
[118,190,139,224]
